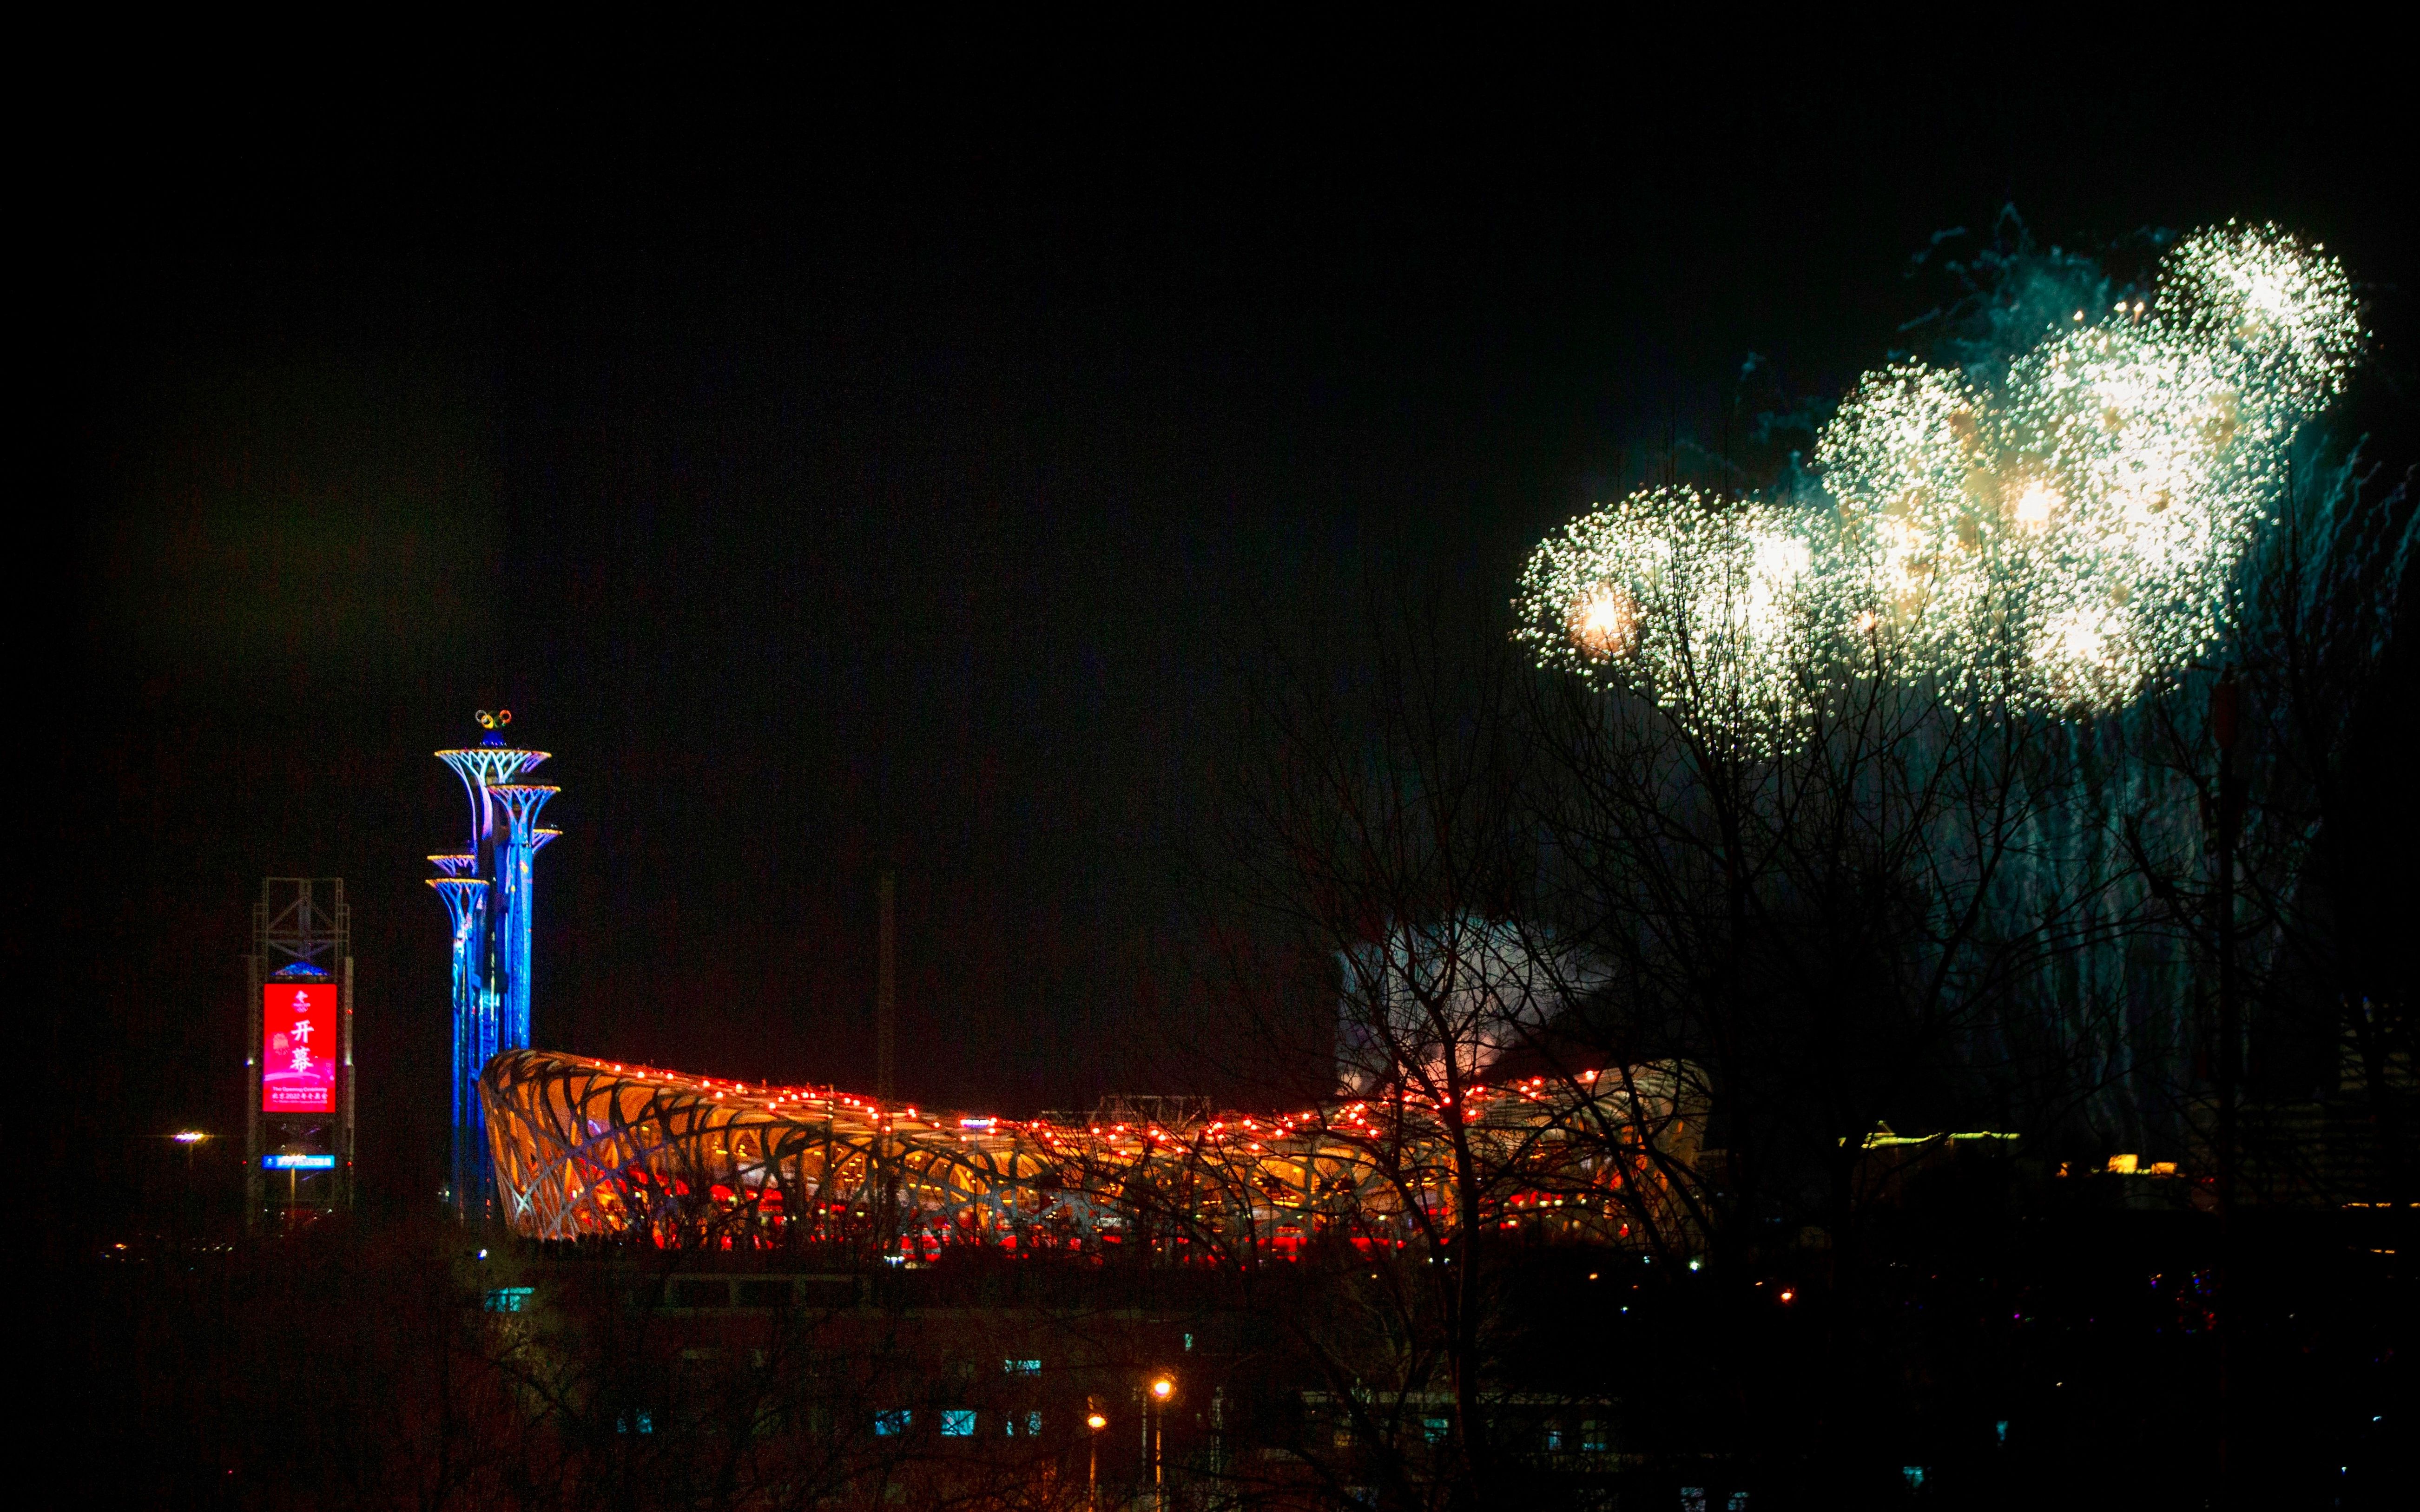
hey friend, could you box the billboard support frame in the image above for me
[246,878,354,1231]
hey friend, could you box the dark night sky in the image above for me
[34,48,2417,1217]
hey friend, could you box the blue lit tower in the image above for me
[487,782,560,1052]
[428,867,488,1212]
[429,712,557,1220]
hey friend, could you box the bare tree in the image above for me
[1096,583,1711,1510]
[1520,587,2123,1279]
[2111,445,2417,1206]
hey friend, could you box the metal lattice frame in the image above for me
[246,878,355,1227]
[483,1050,1706,1258]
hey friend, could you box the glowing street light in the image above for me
[1147,1375,1176,1512]
[170,1130,212,1236]
[1085,1398,1107,1511]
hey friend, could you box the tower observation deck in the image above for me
[429,710,559,1221]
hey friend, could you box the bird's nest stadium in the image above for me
[482,1050,1708,1257]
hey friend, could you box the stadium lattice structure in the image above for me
[482,1050,1707,1258]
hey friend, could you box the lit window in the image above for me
[1902,1467,1927,1489]
[1021,1411,1042,1437]
[875,1410,910,1436]
[1582,1420,1606,1453]
[482,1286,534,1313]
[1004,1358,1042,1376]
[1421,1417,1450,1445]
[942,1410,976,1437]
[1545,1427,1564,1452]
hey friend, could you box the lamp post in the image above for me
[1086,1400,1107,1512]
[1149,1375,1174,1512]
[173,1131,209,1240]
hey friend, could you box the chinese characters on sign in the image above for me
[261,982,337,1113]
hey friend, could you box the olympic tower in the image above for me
[429,711,560,1221]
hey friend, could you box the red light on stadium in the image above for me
[262,982,338,1114]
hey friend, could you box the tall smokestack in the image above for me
[877,868,896,1104]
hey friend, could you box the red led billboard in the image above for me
[261,982,338,1113]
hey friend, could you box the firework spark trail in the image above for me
[1517,224,2360,742]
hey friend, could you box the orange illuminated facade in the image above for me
[482,1050,1705,1256]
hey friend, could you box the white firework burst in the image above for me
[1514,486,1828,751]
[1518,224,2359,739]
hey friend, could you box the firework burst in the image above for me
[1518,224,2360,741]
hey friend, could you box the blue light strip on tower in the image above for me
[428,875,490,1214]
[263,1153,337,1170]
[489,785,558,1059]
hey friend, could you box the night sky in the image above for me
[39,55,2416,1220]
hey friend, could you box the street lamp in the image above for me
[1148,1375,1175,1512]
[171,1131,211,1242]
[1085,1399,1107,1512]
